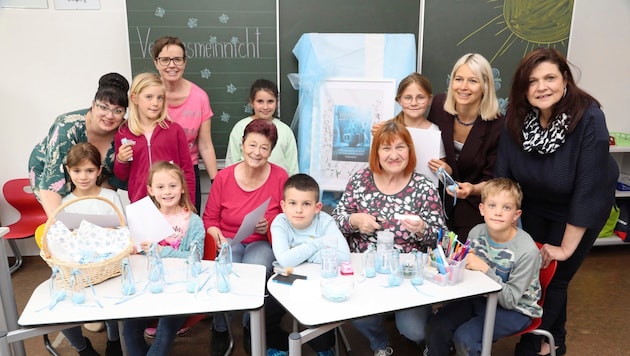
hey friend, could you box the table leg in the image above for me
[288,332,303,356]
[481,292,498,356]
[250,306,266,356]
[0,233,26,356]
[0,330,10,356]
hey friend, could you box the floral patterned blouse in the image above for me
[332,168,446,253]
[28,109,121,197]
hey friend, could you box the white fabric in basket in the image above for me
[46,220,130,264]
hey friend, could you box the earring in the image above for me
[562,86,567,98]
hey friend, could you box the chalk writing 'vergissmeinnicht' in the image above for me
[135,27,262,60]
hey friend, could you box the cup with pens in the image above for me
[424,229,470,286]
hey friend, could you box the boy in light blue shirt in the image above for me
[267,173,351,356]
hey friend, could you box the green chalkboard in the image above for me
[278,0,421,126]
[421,0,573,109]
[126,0,277,158]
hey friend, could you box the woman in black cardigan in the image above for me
[428,53,503,242]
[495,48,617,356]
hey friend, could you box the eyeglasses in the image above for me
[94,102,126,116]
[400,95,429,105]
[156,56,185,66]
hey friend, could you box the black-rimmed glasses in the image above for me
[156,57,185,66]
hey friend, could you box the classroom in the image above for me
[1,0,629,355]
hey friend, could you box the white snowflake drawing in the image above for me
[187,18,198,29]
[243,103,253,114]
[208,36,217,44]
[219,14,230,24]
[221,112,231,122]
[200,68,212,79]
[230,37,240,45]
[226,84,237,94]
[154,7,166,18]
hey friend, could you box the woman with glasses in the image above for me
[27,73,129,356]
[29,72,129,217]
[151,36,218,213]
[427,53,503,242]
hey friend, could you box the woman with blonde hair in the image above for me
[427,53,503,241]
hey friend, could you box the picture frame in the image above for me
[310,78,396,191]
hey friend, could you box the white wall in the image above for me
[567,0,630,133]
[0,0,131,255]
[1,0,629,256]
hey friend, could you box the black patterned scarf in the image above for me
[522,108,570,154]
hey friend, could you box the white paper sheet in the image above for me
[231,197,271,244]
[56,212,121,229]
[407,127,442,188]
[125,196,175,250]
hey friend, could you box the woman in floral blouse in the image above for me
[28,73,129,217]
[332,121,446,355]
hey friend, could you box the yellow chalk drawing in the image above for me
[458,0,573,62]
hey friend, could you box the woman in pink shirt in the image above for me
[152,36,218,211]
[203,119,288,355]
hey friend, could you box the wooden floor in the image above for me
[7,244,630,356]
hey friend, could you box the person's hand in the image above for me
[371,122,385,136]
[452,182,475,199]
[400,216,426,235]
[117,142,134,163]
[540,243,570,268]
[207,226,226,247]
[428,159,452,175]
[140,241,160,254]
[465,252,489,273]
[350,213,381,234]
[254,218,268,235]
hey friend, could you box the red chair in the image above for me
[512,242,558,356]
[2,178,47,274]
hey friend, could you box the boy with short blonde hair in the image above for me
[426,178,542,356]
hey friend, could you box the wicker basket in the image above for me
[40,195,133,288]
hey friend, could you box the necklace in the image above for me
[455,115,475,127]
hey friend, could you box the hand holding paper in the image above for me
[125,196,175,251]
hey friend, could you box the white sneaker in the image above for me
[374,347,393,356]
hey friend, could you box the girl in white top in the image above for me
[60,142,124,356]
[225,79,299,175]
[62,142,124,214]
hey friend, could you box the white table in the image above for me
[5,255,267,356]
[267,253,502,356]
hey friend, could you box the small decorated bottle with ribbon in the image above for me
[48,266,67,309]
[364,243,376,278]
[186,240,202,293]
[216,251,231,293]
[147,244,165,294]
[217,242,233,274]
[121,257,136,296]
[69,269,87,304]
[411,249,424,286]
[388,249,403,287]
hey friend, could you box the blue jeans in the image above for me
[213,240,275,332]
[62,321,119,350]
[122,316,187,356]
[426,296,530,356]
[351,305,431,351]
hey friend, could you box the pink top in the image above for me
[202,163,288,244]
[167,82,213,165]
